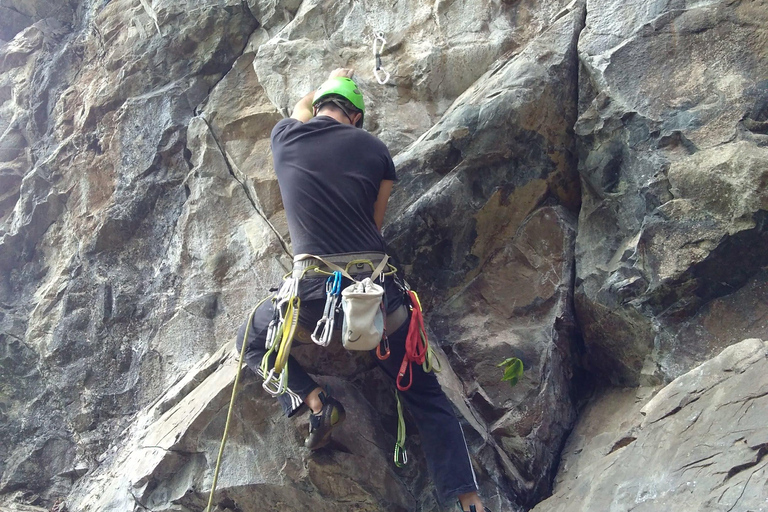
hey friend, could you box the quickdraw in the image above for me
[391,288,441,465]
[396,290,439,391]
[394,390,408,467]
[311,271,343,347]
[261,276,300,396]
[373,32,390,85]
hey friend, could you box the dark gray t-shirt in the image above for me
[271,116,397,255]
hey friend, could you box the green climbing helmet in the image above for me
[313,77,365,126]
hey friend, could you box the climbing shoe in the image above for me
[305,391,346,450]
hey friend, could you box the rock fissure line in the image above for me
[724,460,767,512]
[714,389,768,411]
[198,115,291,257]
[127,487,151,511]
[195,19,261,117]
[676,452,721,473]
[679,411,700,434]
[724,444,768,481]
[137,445,201,456]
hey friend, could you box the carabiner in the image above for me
[373,32,390,85]
[264,317,279,350]
[311,316,330,346]
[394,391,407,467]
[262,368,287,396]
[394,443,408,468]
[376,335,390,360]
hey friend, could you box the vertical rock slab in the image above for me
[575,0,768,385]
[197,47,287,237]
[531,338,768,512]
[383,2,585,508]
[432,206,578,507]
[251,0,576,153]
[0,19,77,504]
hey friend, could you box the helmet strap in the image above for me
[317,98,362,127]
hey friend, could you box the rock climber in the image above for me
[236,68,491,512]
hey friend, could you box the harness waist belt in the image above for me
[386,303,409,334]
[292,251,388,278]
[294,303,408,345]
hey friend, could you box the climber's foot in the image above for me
[305,391,345,450]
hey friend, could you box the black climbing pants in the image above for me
[235,276,478,505]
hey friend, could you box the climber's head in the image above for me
[312,77,365,128]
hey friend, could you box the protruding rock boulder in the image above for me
[532,338,768,512]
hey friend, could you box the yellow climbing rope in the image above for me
[205,296,268,512]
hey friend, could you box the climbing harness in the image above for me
[240,253,441,471]
[295,253,392,351]
[311,271,343,347]
[205,296,269,512]
[394,390,408,467]
[373,32,391,85]
[396,290,440,392]
[258,253,398,399]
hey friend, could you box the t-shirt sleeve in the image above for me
[384,155,397,181]
[380,142,397,181]
[271,118,301,146]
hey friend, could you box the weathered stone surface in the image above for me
[0,0,74,42]
[431,206,578,507]
[2,0,767,509]
[380,3,585,506]
[574,0,768,385]
[0,0,281,505]
[251,0,576,154]
[532,338,768,512]
[385,0,583,300]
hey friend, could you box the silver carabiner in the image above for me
[394,444,408,467]
[262,368,287,396]
[373,32,390,85]
[322,295,338,343]
[264,318,278,350]
[311,317,330,346]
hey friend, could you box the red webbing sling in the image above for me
[396,290,429,391]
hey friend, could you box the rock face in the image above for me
[575,0,768,386]
[532,338,768,512]
[0,0,766,510]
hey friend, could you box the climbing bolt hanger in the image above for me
[373,32,391,85]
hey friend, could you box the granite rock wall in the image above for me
[0,0,765,510]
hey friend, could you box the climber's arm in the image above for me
[291,91,315,123]
[291,69,356,123]
[373,180,394,231]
